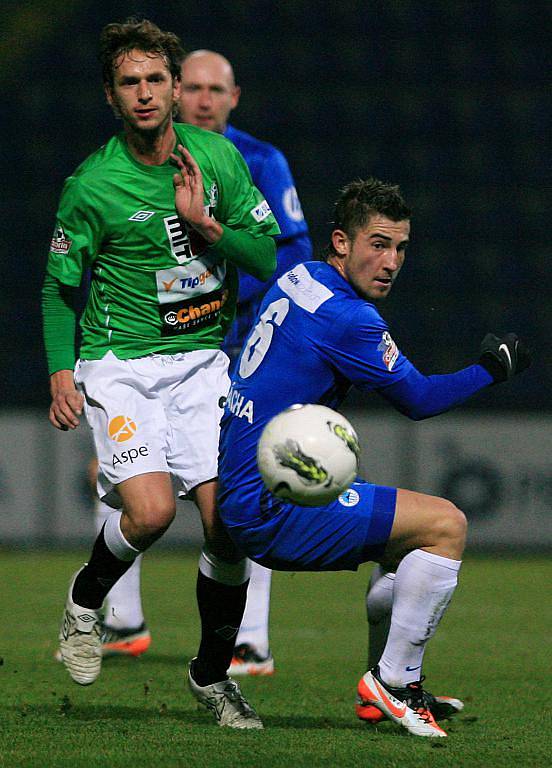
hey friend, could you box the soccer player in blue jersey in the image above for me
[90,48,313,674]
[216,178,530,737]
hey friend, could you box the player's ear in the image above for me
[105,85,121,118]
[172,74,182,101]
[105,85,115,108]
[231,85,241,109]
[331,229,349,257]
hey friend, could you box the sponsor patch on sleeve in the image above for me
[50,224,72,254]
[377,331,399,371]
[250,199,272,222]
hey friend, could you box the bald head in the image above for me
[178,49,241,133]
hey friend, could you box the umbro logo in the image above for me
[77,613,98,623]
[128,210,155,222]
[215,624,239,640]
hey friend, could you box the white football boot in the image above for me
[357,667,448,737]
[188,659,263,729]
[58,567,102,685]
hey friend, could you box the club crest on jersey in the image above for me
[378,331,399,371]
[338,488,359,507]
[50,224,72,254]
[208,182,218,210]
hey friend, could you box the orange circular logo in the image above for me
[108,415,137,443]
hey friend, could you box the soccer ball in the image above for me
[256,404,360,506]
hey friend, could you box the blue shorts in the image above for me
[219,479,396,572]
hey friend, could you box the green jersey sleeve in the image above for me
[46,175,103,287]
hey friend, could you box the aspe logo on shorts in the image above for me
[108,415,137,443]
[159,287,229,336]
[50,224,72,254]
[377,331,399,371]
[112,445,150,468]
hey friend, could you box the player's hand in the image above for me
[48,369,84,430]
[171,144,222,244]
[479,333,531,382]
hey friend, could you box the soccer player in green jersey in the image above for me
[42,18,279,729]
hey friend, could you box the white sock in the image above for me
[378,549,461,688]
[366,565,395,669]
[96,500,145,630]
[235,560,272,657]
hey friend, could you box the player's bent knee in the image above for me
[123,502,176,542]
[434,499,467,549]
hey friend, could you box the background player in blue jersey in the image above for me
[217,178,530,737]
[91,48,313,674]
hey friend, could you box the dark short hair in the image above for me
[324,178,411,259]
[100,17,185,88]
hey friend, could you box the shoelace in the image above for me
[404,678,438,723]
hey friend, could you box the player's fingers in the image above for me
[170,152,184,170]
[49,404,72,430]
[178,145,200,175]
[67,391,84,415]
[53,396,81,428]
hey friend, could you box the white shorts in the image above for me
[74,350,230,505]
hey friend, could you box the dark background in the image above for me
[2,0,549,411]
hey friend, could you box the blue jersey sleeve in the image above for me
[322,300,493,416]
[255,146,309,241]
[378,364,494,419]
[323,304,415,390]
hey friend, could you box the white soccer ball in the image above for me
[256,404,360,506]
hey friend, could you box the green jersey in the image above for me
[45,123,279,360]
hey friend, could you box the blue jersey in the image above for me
[218,260,493,524]
[222,124,312,360]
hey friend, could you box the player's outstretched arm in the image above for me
[48,369,84,431]
[378,332,531,420]
[478,332,531,383]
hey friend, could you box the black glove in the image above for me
[479,333,531,383]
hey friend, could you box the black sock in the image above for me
[193,570,249,686]
[71,525,135,609]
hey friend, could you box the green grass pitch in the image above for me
[0,551,549,768]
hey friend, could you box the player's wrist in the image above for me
[190,217,223,244]
[49,369,76,396]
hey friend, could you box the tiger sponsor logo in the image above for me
[377,331,399,371]
[50,224,72,254]
[108,415,137,443]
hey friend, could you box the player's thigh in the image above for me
[164,349,229,493]
[382,488,467,566]
[75,354,170,493]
